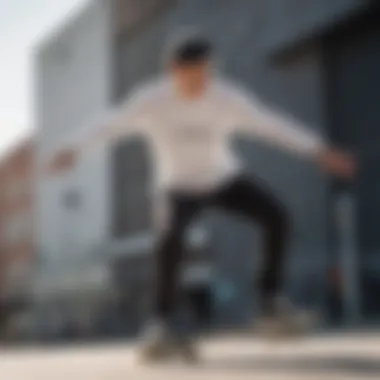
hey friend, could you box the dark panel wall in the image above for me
[325,11,380,252]
[112,139,151,238]
[263,0,368,53]
[324,11,380,317]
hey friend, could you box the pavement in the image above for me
[0,332,379,380]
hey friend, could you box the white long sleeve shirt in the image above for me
[82,75,325,193]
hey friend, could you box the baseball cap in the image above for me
[164,29,213,64]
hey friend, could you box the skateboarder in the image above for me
[48,32,355,361]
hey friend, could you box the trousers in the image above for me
[153,175,290,319]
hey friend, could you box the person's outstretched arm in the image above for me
[229,85,355,178]
[47,87,153,174]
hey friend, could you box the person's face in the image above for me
[170,60,210,98]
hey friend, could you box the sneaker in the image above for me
[173,334,199,363]
[255,297,320,339]
[138,320,199,363]
[138,320,174,363]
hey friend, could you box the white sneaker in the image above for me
[138,320,199,363]
[255,298,320,339]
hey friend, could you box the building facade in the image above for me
[35,0,380,334]
[0,138,35,336]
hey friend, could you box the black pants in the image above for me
[153,176,289,320]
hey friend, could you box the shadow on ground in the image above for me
[200,355,380,376]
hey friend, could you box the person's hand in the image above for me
[315,148,356,179]
[47,148,77,175]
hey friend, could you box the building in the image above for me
[0,138,35,337]
[34,0,210,337]
[35,0,380,334]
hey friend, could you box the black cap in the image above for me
[165,31,213,64]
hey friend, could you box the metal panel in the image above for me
[111,138,151,238]
[324,10,380,319]
[111,0,175,36]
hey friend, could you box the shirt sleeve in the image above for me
[74,85,155,152]
[228,85,326,158]
[104,88,154,142]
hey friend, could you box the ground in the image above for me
[0,332,379,380]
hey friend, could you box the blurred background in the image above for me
[0,0,380,345]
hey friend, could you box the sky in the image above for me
[0,0,90,157]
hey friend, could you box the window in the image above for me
[111,138,152,238]
[62,189,81,210]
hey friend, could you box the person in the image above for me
[48,32,355,361]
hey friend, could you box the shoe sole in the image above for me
[254,311,321,340]
[138,340,200,364]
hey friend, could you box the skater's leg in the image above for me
[140,195,202,361]
[213,177,289,314]
[153,195,202,320]
[213,176,318,336]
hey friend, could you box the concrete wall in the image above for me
[35,0,113,270]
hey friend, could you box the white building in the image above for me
[33,1,116,326]
[34,1,209,330]
[35,0,113,265]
